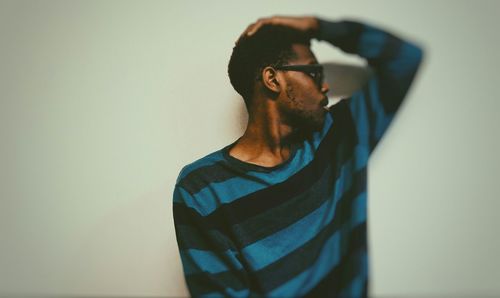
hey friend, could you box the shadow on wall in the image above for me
[324,62,373,100]
[233,62,373,130]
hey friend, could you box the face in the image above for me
[276,43,330,133]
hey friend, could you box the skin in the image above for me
[229,16,330,168]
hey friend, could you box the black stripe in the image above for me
[178,161,246,195]
[361,278,369,298]
[326,20,365,54]
[186,266,249,296]
[174,224,236,251]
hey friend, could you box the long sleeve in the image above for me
[317,19,424,154]
[173,185,252,297]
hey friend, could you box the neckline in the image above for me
[221,138,301,173]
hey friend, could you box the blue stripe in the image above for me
[354,144,369,166]
[351,192,367,227]
[358,26,387,58]
[268,224,346,296]
[172,185,187,203]
[180,248,242,275]
[387,42,423,77]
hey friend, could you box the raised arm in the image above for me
[317,18,424,153]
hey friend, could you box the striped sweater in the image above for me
[173,19,423,297]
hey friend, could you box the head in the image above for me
[228,25,329,132]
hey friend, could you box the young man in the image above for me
[173,16,423,297]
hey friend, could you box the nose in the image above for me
[320,81,330,94]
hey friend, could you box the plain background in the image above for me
[1,0,499,297]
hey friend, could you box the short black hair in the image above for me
[228,25,311,107]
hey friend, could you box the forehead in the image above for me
[289,43,318,64]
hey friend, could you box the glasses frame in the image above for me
[275,64,324,89]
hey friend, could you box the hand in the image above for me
[236,15,319,44]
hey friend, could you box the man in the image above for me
[173,15,423,297]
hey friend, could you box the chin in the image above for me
[297,117,325,135]
[289,110,325,136]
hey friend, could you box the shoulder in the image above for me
[176,147,226,184]
[173,146,233,215]
[173,144,232,201]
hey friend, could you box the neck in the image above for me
[229,99,303,167]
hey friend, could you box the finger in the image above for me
[235,23,255,44]
[236,17,276,43]
[246,25,259,36]
[247,18,271,36]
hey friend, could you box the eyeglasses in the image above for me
[275,64,324,89]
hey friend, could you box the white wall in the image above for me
[1,0,499,297]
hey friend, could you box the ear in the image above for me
[261,66,282,93]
